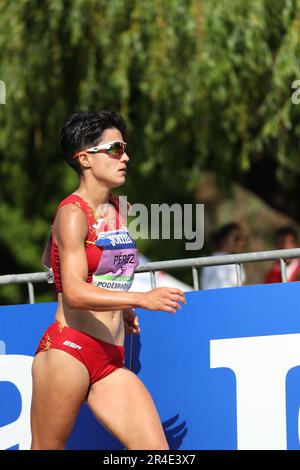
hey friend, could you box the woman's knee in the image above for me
[127,434,169,450]
[147,440,169,451]
[31,438,66,450]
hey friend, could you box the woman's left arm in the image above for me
[123,309,140,335]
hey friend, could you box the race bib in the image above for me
[92,229,139,291]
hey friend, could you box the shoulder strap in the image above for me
[42,194,89,278]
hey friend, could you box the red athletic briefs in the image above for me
[36,321,125,384]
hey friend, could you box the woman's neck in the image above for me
[74,181,111,211]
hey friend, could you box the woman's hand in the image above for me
[123,309,140,335]
[140,288,186,313]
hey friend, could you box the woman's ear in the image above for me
[77,152,92,169]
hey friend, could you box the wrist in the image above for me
[130,291,145,309]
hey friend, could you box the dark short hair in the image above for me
[275,226,298,242]
[59,110,127,174]
[210,222,241,250]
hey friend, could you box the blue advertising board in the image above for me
[1,282,300,449]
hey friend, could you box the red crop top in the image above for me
[46,194,139,293]
[51,194,102,292]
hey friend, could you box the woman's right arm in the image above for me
[55,204,186,313]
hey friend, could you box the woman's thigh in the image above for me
[86,368,168,450]
[31,349,90,449]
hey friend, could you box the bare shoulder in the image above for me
[54,203,88,244]
[56,202,86,224]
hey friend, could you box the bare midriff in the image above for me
[54,293,125,346]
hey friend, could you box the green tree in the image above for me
[201,0,300,215]
[0,0,300,303]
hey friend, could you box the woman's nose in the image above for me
[121,152,130,162]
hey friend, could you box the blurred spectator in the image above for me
[264,226,300,283]
[201,222,246,290]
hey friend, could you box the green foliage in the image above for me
[201,0,300,178]
[0,0,300,302]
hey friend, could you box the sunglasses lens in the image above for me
[108,142,126,156]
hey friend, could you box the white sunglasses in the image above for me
[73,141,127,159]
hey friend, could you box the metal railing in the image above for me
[1,248,300,304]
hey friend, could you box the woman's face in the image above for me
[223,229,246,254]
[276,234,298,250]
[88,127,129,189]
